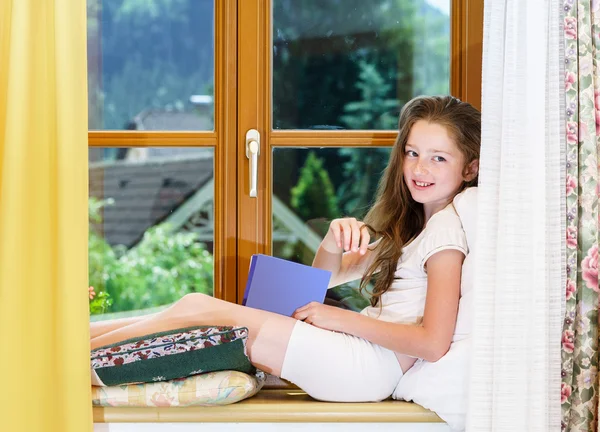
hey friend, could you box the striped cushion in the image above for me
[92,370,266,407]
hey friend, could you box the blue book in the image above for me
[242,254,332,317]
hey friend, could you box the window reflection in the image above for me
[89,148,215,318]
[272,0,450,130]
[87,0,214,130]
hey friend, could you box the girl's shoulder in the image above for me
[414,204,468,272]
[425,202,464,232]
[400,190,476,274]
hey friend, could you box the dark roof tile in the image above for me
[90,155,213,248]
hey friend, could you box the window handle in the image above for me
[245,129,260,198]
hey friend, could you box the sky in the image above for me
[426,0,450,15]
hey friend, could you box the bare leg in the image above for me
[90,313,158,339]
[90,293,296,377]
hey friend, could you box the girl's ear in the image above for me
[463,159,479,181]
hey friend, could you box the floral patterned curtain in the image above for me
[562,1,600,430]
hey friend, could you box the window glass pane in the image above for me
[272,147,391,311]
[87,0,214,130]
[272,0,450,130]
[89,147,214,319]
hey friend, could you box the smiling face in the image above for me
[402,120,477,220]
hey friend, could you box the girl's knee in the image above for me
[180,292,211,306]
[169,292,213,321]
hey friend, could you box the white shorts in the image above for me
[280,320,403,402]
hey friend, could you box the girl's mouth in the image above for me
[413,180,434,190]
[413,180,434,188]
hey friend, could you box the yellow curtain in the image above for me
[0,1,92,431]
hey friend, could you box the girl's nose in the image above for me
[414,162,428,175]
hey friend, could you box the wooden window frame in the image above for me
[88,0,483,304]
[452,0,484,111]
[87,0,239,302]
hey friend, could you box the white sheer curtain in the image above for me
[466,1,564,431]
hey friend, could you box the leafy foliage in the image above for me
[88,197,213,315]
[89,290,113,315]
[287,151,339,265]
[340,60,399,130]
[291,151,340,227]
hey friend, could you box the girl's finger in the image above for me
[292,310,306,321]
[295,304,309,313]
[350,219,361,252]
[359,224,370,255]
[330,221,342,248]
[340,221,352,251]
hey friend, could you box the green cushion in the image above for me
[91,326,254,387]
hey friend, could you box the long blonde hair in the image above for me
[360,95,481,307]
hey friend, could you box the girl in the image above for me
[90,95,480,403]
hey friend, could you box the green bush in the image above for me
[290,151,340,227]
[288,151,339,265]
[88,197,214,315]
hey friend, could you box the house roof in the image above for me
[89,155,213,248]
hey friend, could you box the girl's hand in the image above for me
[323,217,370,255]
[292,302,352,332]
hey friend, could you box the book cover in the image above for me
[242,254,332,317]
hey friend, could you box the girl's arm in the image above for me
[296,248,463,362]
[312,217,378,288]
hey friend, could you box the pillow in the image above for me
[453,186,478,254]
[452,186,478,341]
[92,369,266,407]
[393,187,478,432]
[394,339,471,431]
[91,326,254,387]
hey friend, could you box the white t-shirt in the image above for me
[360,202,468,326]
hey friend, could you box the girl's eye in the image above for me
[406,150,418,157]
[433,156,446,162]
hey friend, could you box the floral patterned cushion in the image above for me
[92,370,266,407]
[91,326,254,387]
